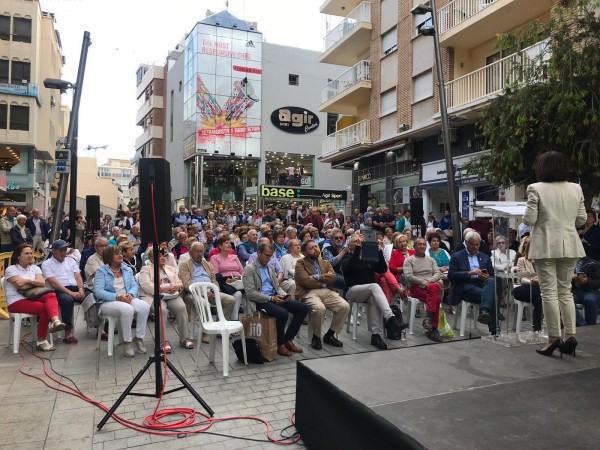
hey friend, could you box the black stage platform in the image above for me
[296,326,600,450]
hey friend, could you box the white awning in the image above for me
[472,202,527,218]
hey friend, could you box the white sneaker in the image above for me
[133,337,147,354]
[123,342,135,357]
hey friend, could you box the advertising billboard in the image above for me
[185,22,262,156]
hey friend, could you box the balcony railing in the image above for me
[322,60,371,103]
[324,1,371,51]
[438,0,499,34]
[322,120,370,158]
[445,39,550,110]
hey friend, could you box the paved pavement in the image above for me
[0,302,497,449]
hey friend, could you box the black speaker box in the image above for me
[85,195,101,232]
[139,158,171,243]
[410,198,424,219]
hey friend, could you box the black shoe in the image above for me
[561,336,578,357]
[311,335,322,350]
[323,333,343,347]
[477,310,490,325]
[385,316,408,340]
[427,328,443,343]
[415,310,421,318]
[536,338,564,358]
[371,334,387,350]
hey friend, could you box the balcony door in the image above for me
[485,52,502,94]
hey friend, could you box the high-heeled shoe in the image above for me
[561,336,578,357]
[536,338,564,358]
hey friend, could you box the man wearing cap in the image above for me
[41,240,83,343]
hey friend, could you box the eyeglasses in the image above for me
[497,241,506,245]
[333,236,343,240]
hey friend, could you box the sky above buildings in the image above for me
[40,0,328,164]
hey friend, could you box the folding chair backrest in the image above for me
[189,281,226,324]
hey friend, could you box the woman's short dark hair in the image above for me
[216,235,230,247]
[535,151,570,182]
[273,230,285,240]
[587,209,597,220]
[427,233,441,244]
[102,245,122,264]
[11,243,32,265]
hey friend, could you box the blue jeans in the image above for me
[573,290,598,326]
[54,285,77,331]
[334,273,345,290]
[462,277,497,333]
[258,299,309,345]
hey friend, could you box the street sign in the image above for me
[55,150,70,161]
[55,150,70,173]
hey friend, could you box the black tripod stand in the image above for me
[97,241,213,430]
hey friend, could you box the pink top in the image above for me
[207,248,234,260]
[209,253,243,277]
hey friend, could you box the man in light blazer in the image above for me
[448,230,497,335]
[178,242,236,343]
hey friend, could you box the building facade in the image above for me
[97,158,133,210]
[129,63,165,209]
[0,0,65,215]
[162,10,351,213]
[319,0,555,221]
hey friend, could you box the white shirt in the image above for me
[4,264,42,306]
[42,256,79,287]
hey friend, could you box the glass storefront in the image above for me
[264,151,315,187]
[186,156,258,211]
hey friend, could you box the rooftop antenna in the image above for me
[225,0,229,10]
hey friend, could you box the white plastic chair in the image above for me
[403,296,423,335]
[453,300,480,337]
[3,277,54,354]
[189,282,247,377]
[96,314,122,356]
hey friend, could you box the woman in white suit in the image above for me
[523,151,586,357]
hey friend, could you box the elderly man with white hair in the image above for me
[10,214,33,247]
[448,230,498,335]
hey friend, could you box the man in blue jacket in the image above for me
[448,230,497,335]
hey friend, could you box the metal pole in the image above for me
[50,31,91,243]
[68,124,78,246]
[429,0,461,249]
[242,158,247,209]
[198,154,204,209]
[194,155,199,206]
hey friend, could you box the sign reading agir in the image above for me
[271,107,320,134]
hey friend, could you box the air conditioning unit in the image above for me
[438,128,458,145]
[50,95,56,107]
[396,143,414,162]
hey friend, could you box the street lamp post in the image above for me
[44,31,91,245]
[412,2,462,249]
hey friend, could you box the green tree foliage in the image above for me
[463,0,600,189]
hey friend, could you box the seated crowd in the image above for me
[3,203,599,358]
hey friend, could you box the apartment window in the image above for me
[413,71,433,103]
[13,17,32,43]
[415,13,432,36]
[9,104,29,131]
[169,89,174,142]
[0,15,9,41]
[178,80,182,92]
[380,88,397,116]
[0,60,8,84]
[0,104,7,129]
[11,60,30,84]
[381,28,398,56]
[288,74,299,86]
[327,113,338,136]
